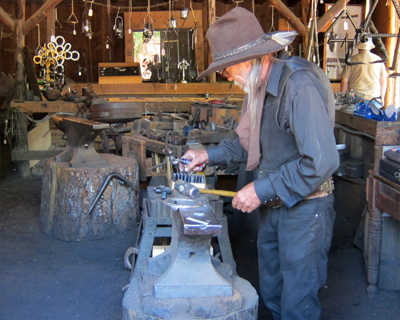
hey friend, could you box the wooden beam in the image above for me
[267,0,307,36]
[10,101,87,114]
[65,83,244,96]
[0,6,14,31]
[23,0,63,35]
[317,0,351,33]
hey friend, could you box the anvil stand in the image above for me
[39,115,138,241]
[122,188,258,319]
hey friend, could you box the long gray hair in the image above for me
[237,54,275,128]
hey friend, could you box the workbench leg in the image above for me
[366,177,382,297]
[15,111,30,177]
[132,216,157,278]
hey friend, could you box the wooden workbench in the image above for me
[366,171,400,297]
[335,109,400,173]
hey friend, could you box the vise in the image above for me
[52,115,109,168]
[122,186,258,319]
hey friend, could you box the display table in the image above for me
[335,109,400,173]
[365,170,400,296]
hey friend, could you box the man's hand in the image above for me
[232,182,261,213]
[179,150,209,172]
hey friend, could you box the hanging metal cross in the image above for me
[178,59,190,83]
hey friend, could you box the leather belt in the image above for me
[263,177,334,209]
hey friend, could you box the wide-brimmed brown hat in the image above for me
[197,7,297,80]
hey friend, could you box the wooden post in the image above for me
[301,0,311,58]
[14,0,25,100]
[14,0,30,177]
[46,7,54,43]
[207,0,216,83]
[385,0,398,107]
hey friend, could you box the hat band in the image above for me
[212,33,272,62]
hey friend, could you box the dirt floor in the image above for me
[0,162,399,320]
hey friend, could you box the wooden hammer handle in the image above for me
[199,189,237,198]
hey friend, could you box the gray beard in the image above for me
[234,81,258,127]
[234,81,249,94]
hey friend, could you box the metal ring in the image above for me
[58,51,67,60]
[55,44,64,52]
[64,51,72,60]
[50,51,58,60]
[33,56,42,64]
[55,64,64,72]
[71,51,80,61]
[55,36,65,46]
[63,43,72,52]
[47,42,55,50]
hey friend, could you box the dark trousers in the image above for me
[258,194,335,320]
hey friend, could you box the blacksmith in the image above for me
[181,7,339,320]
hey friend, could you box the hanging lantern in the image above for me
[169,18,177,28]
[143,22,153,42]
[181,8,189,19]
[114,15,124,39]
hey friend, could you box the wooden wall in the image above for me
[0,0,396,85]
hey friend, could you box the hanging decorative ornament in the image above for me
[343,1,348,30]
[170,18,177,28]
[88,1,93,17]
[106,0,111,50]
[169,0,177,28]
[67,0,79,36]
[83,19,92,39]
[178,59,190,83]
[35,24,41,54]
[181,0,189,20]
[128,0,132,34]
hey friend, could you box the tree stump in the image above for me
[39,154,139,241]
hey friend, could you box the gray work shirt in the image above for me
[206,55,339,208]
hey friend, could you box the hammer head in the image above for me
[174,180,200,199]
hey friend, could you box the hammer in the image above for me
[174,180,237,199]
